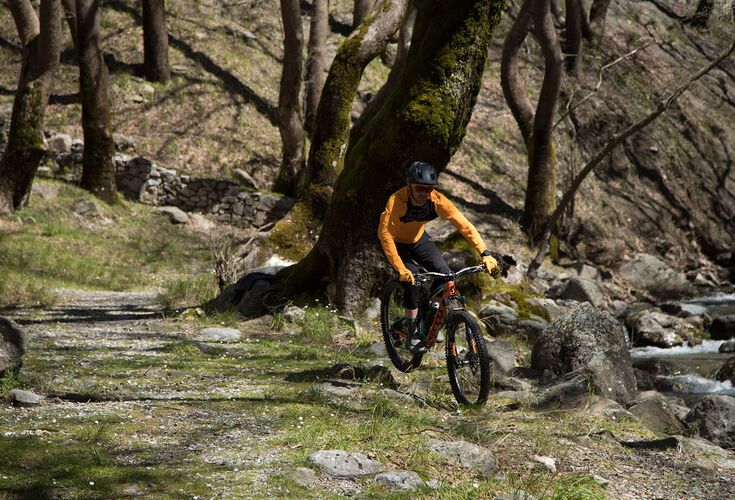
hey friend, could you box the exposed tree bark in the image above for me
[305,0,329,135]
[588,0,611,43]
[564,0,582,74]
[0,0,62,214]
[501,0,562,239]
[549,0,562,25]
[142,0,170,82]
[278,0,505,313]
[273,0,305,196]
[299,0,408,199]
[61,0,78,48]
[76,0,117,203]
[269,0,408,259]
[527,37,735,278]
[353,0,372,29]
[348,0,416,147]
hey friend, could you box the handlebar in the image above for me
[413,265,486,284]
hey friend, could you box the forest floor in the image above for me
[1,289,734,499]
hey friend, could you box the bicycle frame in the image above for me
[421,280,460,349]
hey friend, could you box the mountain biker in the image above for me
[378,160,498,353]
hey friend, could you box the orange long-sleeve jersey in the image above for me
[378,186,487,273]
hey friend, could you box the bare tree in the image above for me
[564,0,583,74]
[142,0,170,82]
[348,0,416,146]
[305,0,329,135]
[501,0,563,239]
[273,0,305,196]
[277,0,506,312]
[353,0,372,28]
[588,0,611,43]
[0,0,62,214]
[75,0,117,203]
[528,38,735,278]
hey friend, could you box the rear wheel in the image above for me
[380,279,424,372]
[446,309,490,406]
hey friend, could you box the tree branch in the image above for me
[527,37,735,279]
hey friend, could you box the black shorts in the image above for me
[395,232,450,309]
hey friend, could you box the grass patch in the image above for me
[0,368,23,395]
[158,273,219,310]
[0,180,213,304]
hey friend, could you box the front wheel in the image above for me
[380,279,424,372]
[446,309,491,406]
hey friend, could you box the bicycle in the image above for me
[380,264,491,406]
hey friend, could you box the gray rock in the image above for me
[565,261,602,280]
[188,213,216,233]
[364,298,381,321]
[1,317,27,375]
[113,133,136,152]
[307,450,383,478]
[710,316,735,340]
[532,455,556,472]
[31,183,59,200]
[47,133,72,154]
[321,380,361,398]
[526,297,565,321]
[674,435,728,459]
[369,342,387,357]
[283,305,305,322]
[550,277,607,307]
[684,395,735,448]
[531,303,637,405]
[426,438,498,477]
[714,357,735,385]
[618,254,691,298]
[373,470,424,490]
[139,179,160,204]
[517,318,548,340]
[199,327,240,341]
[628,396,685,435]
[719,341,735,353]
[290,467,318,487]
[592,474,610,487]
[9,389,43,406]
[380,388,414,402]
[232,168,259,189]
[479,301,519,324]
[154,206,189,224]
[628,309,701,348]
[485,338,517,373]
[74,199,100,217]
[496,491,537,500]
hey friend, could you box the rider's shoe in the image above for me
[435,331,445,343]
[408,336,427,353]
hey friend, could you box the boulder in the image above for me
[373,471,424,490]
[9,389,43,406]
[531,303,637,405]
[628,396,685,435]
[525,297,565,321]
[154,206,189,224]
[684,395,735,449]
[426,438,498,477]
[0,317,26,374]
[714,357,735,385]
[719,341,735,353]
[549,277,607,307]
[618,254,691,298]
[307,450,383,478]
[199,327,241,341]
[628,309,702,348]
[709,316,735,340]
[47,133,72,154]
[485,338,517,373]
[213,272,280,317]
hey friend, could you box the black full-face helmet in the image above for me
[406,161,439,186]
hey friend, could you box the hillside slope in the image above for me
[1,0,734,277]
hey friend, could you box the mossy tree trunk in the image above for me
[76,0,117,203]
[142,0,170,83]
[279,0,504,313]
[587,0,610,44]
[501,0,561,240]
[0,0,62,215]
[305,0,329,135]
[269,0,407,257]
[273,0,305,196]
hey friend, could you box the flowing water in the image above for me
[629,292,735,398]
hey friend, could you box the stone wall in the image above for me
[39,131,293,227]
